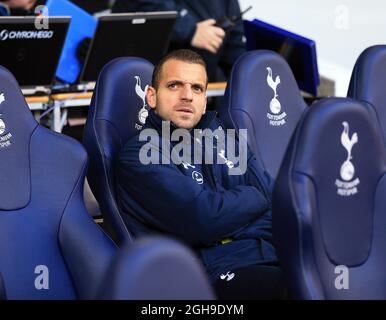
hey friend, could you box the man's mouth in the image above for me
[176,107,194,114]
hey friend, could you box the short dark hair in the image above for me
[151,49,208,89]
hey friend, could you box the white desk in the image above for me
[25,82,227,133]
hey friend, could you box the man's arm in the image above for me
[219,0,247,76]
[116,142,270,247]
[228,149,275,242]
[245,151,274,202]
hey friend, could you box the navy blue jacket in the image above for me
[116,110,278,282]
[112,0,246,81]
[0,3,9,16]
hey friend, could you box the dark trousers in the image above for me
[213,265,288,300]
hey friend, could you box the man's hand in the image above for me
[190,19,225,54]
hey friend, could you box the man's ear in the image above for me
[203,95,207,114]
[147,86,157,109]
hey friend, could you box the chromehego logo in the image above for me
[0,29,53,41]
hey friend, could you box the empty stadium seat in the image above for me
[273,98,386,299]
[347,45,386,145]
[218,50,307,179]
[83,57,154,244]
[0,65,116,299]
[102,237,215,300]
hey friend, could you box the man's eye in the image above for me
[193,86,204,93]
[168,83,178,89]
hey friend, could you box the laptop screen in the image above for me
[244,19,320,96]
[80,12,177,83]
[0,16,70,87]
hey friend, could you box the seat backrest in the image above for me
[273,98,386,299]
[218,50,307,179]
[0,65,117,299]
[347,45,386,145]
[83,57,154,244]
[101,237,215,300]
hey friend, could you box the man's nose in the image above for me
[181,84,193,100]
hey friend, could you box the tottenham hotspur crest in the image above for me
[134,76,149,130]
[335,121,360,196]
[0,114,12,149]
[266,67,286,126]
[0,118,5,135]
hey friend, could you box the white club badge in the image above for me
[0,118,5,135]
[266,67,286,126]
[134,76,149,129]
[335,121,360,196]
[0,114,12,149]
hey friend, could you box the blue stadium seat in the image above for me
[0,65,213,300]
[218,50,307,179]
[273,98,386,299]
[347,45,386,145]
[102,237,215,300]
[83,57,154,244]
[0,64,117,299]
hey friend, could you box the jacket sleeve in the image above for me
[228,149,275,242]
[245,151,275,203]
[116,141,270,247]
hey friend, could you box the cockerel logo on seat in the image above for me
[134,76,149,130]
[335,121,360,196]
[0,112,12,149]
[266,67,286,126]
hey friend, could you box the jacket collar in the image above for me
[145,108,217,133]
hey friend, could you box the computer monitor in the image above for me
[244,18,320,96]
[80,12,177,82]
[45,0,97,84]
[0,16,70,87]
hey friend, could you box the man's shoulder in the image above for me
[121,129,156,151]
[119,126,168,162]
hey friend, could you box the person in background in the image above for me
[112,0,246,83]
[0,0,36,15]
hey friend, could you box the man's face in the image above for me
[147,59,207,130]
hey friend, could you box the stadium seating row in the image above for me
[1,45,386,299]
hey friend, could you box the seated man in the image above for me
[116,49,286,299]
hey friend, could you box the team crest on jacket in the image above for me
[266,67,286,126]
[335,121,360,196]
[192,171,204,184]
[218,149,234,168]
